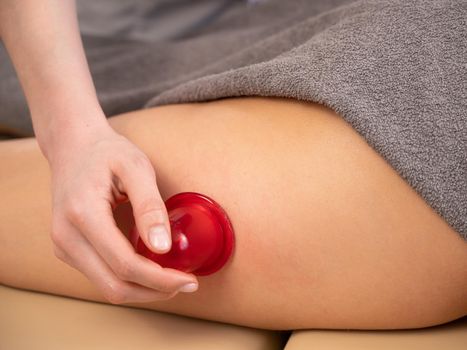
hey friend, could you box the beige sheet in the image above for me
[0,285,286,350]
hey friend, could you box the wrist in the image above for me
[35,107,111,164]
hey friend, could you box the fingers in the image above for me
[66,198,198,294]
[112,152,172,254]
[49,131,199,303]
[51,226,178,304]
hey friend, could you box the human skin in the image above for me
[1,96,466,330]
[0,0,197,298]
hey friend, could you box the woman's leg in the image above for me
[0,97,466,330]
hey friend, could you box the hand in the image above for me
[47,121,198,304]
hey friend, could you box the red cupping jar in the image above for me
[129,192,235,276]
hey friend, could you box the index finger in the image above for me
[113,152,173,255]
[69,197,198,294]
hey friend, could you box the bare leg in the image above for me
[1,97,466,330]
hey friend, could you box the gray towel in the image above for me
[0,0,466,241]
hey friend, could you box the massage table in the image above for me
[1,285,466,349]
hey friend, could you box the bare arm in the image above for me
[0,0,105,158]
[0,0,198,301]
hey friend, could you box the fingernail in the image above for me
[149,225,171,251]
[178,282,198,293]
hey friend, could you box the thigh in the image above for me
[0,97,466,330]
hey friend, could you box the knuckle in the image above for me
[115,257,135,280]
[129,152,152,170]
[52,245,67,262]
[136,198,165,219]
[107,291,126,305]
[65,200,87,225]
[102,281,128,305]
[50,226,66,248]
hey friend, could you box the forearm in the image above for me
[0,0,108,160]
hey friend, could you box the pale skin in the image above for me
[1,97,467,330]
[0,0,466,331]
[0,0,200,300]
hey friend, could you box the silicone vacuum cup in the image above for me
[129,192,235,276]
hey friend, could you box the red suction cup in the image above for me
[129,192,235,276]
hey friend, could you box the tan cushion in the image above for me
[0,285,285,350]
[284,316,467,350]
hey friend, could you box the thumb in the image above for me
[115,157,172,254]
